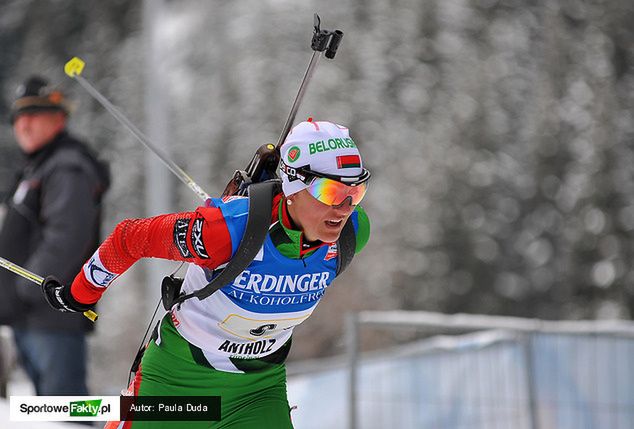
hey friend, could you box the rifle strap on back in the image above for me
[336,218,356,276]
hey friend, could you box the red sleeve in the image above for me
[70,207,233,304]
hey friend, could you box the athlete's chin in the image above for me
[317,228,343,243]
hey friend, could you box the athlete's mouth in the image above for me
[325,219,343,227]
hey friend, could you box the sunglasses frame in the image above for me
[280,161,371,206]
[280,161,371,186]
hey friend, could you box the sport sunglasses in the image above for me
[281,162,371,207]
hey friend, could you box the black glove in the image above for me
[42,276,94,313]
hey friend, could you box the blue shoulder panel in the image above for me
[213,197,250,257]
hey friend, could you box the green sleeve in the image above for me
[354,205,370,254]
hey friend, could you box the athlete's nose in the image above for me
[332,197,355,215]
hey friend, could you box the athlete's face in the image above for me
[13,111,66,154]
[287,189,355,243]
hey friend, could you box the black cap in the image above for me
[9,75,70,124]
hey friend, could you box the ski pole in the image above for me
[0,256,98,322]
[63,57,210,202]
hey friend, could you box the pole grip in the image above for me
[0,256,99,322]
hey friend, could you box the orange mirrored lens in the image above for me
[307,177,368,206]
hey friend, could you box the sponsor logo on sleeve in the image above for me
[190,218,209,259]
[325,243,338,261]
[173,218,193,258]
[83,252,118,288]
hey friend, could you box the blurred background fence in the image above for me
[287,311,634,429]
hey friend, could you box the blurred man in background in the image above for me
[0,76,110,396]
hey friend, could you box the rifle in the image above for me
[221,14,343,197]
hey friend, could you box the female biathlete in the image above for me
[42,120,370,428]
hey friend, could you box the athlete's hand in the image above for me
[42,276,95,313]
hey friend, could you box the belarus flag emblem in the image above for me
[336,155,361,169]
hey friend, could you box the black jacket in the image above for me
[0,130,110,332]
